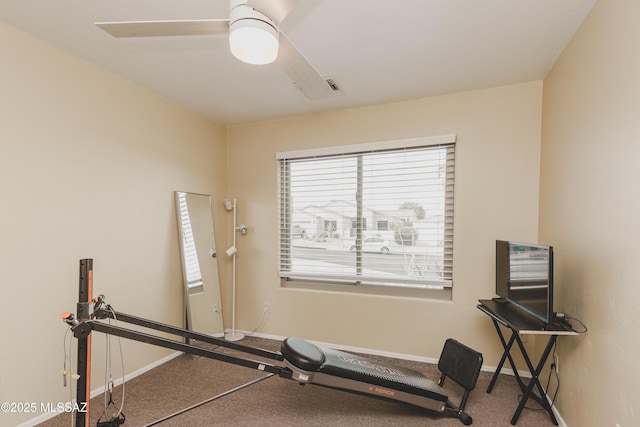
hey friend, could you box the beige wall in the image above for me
[226,81,544,361]
[7,5,611,424]
[540,0,640,425]
[0,22,227,425]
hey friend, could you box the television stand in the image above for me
[477,299,578,425]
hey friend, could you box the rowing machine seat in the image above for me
[281,336,325,371]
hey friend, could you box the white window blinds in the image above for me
[277,135,455,291]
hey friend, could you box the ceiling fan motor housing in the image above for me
[229,0,280,65]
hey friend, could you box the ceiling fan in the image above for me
[95,0,339,99]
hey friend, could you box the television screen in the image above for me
[496,240,554,324]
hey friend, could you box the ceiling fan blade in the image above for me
[247,0,298,26]
[277,32,335,99]
[96,20,229,38]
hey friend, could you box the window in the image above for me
[277,135,455,294]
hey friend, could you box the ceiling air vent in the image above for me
[325,77,343,96]
[292,76,343,98]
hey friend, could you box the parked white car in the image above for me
[292,225,307,238]
[348,237,393,255]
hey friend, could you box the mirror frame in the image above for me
[175,191,224,337]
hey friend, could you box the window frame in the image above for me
[276,134,456,298]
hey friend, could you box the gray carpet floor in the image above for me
[38,336,558,427]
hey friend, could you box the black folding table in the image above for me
[477,299,577,425]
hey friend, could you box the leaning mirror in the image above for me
[175,191,224,337]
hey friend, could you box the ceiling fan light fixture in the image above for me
[229,18,279,65]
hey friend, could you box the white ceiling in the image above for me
[0,0,596,126]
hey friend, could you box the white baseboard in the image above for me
[18,351,182,427]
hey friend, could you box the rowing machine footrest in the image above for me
[438,338,483,392]
[438,338,482,423]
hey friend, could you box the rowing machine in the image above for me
[63,259,482,425]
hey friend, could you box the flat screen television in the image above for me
[496,240,554,324]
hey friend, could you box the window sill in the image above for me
[280,277,452,300]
